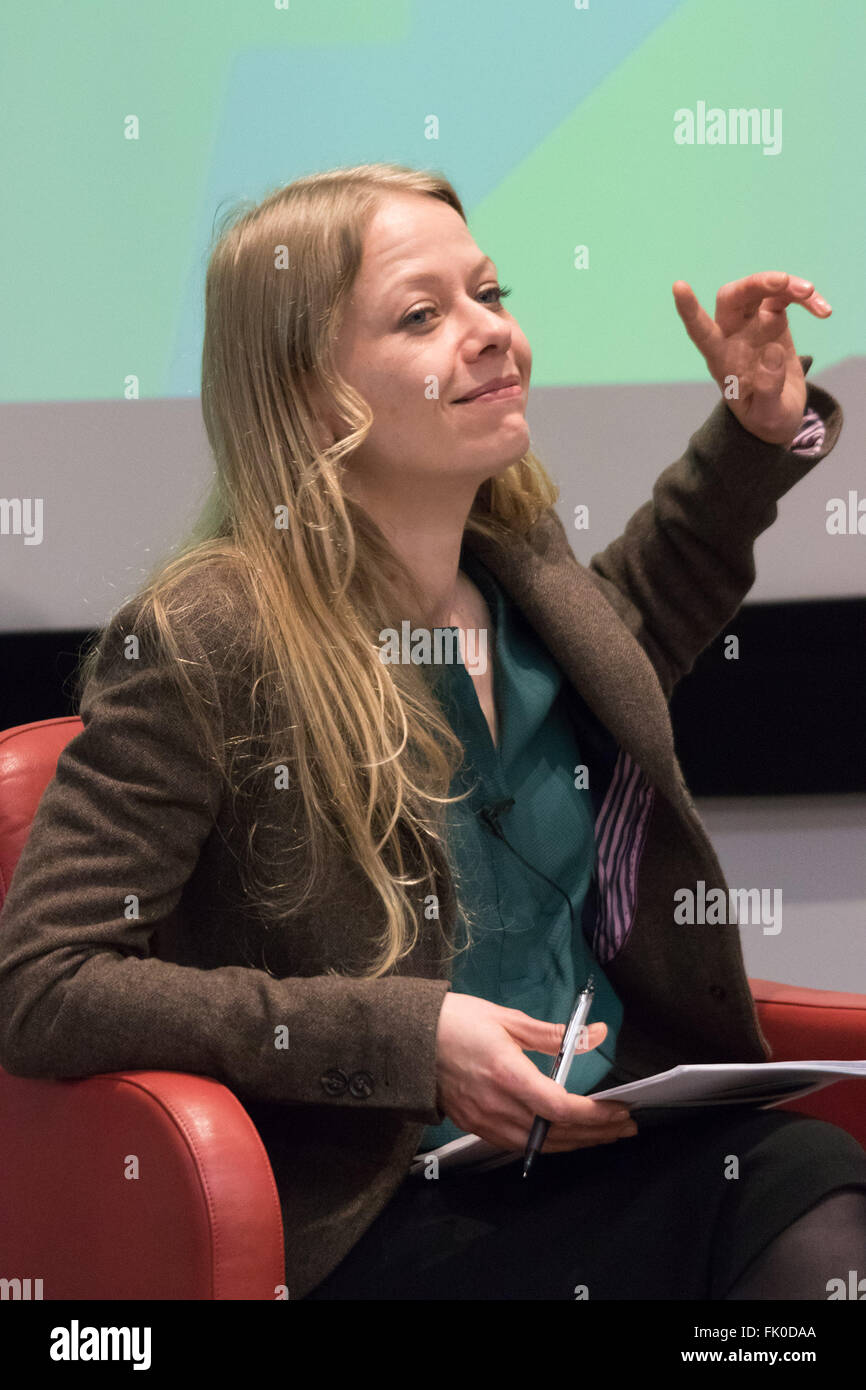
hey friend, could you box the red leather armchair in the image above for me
[1,716,864,1300]
[0,717,285,1300]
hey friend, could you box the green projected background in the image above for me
[3,0,864,404]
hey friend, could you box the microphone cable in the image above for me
[475,796,617,1069]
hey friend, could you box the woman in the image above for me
[0,162,863,1300]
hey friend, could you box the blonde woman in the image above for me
[0,163,863,1301]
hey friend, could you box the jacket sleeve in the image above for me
[0,595,450,1124]
[585,355,844,700]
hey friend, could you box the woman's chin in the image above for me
[477,456,526,487]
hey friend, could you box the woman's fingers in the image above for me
[672,280,720,360]
[714,271,831,331]
[483,1114,637,1154]
[541,1121,638,1153]
[502,1008,606,1055]
[501,1013,566,1055]
[673,273,832,366]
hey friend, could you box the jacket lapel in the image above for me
[463,514,680,801]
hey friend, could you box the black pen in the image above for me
[523,975,595,1178]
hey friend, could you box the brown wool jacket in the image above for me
[0,358,843,1298]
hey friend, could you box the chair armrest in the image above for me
[0,1066,285,1299]
[749,977,866,1153]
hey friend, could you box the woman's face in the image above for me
[318,191,532,500]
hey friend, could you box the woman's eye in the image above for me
[479,283,512,307]
[400,284,512,329]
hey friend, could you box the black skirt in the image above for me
[305,1106,866,1299]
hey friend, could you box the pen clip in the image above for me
[552,982,596,1078]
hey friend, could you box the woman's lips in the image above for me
[457,383,523,404]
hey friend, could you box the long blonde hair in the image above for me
[77,162,559,978]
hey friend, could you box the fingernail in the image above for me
[790,276,813,293]
[813,295,831,311]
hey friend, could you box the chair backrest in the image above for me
[0,717,83,913]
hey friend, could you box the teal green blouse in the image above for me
[418,544,624,1151]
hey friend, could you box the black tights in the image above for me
[723,1187,866,1300]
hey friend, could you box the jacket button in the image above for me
[320,1068,348,1097]
[348,1071,375,1099]
[708,984,726,1001]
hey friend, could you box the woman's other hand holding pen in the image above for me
[434,993,638,1153]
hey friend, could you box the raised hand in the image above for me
[672,272,832,447]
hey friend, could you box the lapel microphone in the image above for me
[477,797,516,834]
